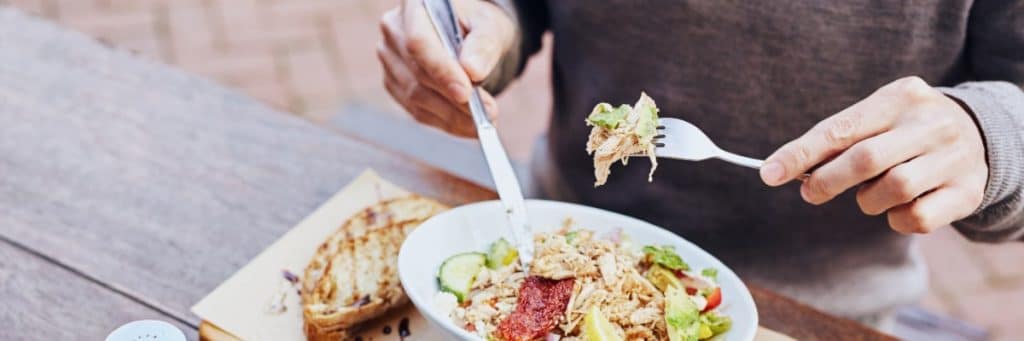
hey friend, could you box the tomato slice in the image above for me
[703,287,722,312]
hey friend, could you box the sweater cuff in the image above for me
[938,82,1024,215]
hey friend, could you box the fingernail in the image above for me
[448,82,468,102]
[761,161,785,185]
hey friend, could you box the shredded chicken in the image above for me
[454,230,668,340]
[586,93,660,187]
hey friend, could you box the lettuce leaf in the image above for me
[700,311,733,335]
[701,268,718,281]
[633,93,660,145]
[642,245,690,271]
[666,286,701,341]
[587,103,631,129]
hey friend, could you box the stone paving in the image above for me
[3,0,1020,339]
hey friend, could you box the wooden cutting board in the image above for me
[192,170,794,341]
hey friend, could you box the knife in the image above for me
[422,0,534,269]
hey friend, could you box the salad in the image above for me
[433,224,731,341]
[585,92,661,187]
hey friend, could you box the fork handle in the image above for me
[716,150,764,169]
[716,150,810,181]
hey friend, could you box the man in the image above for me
[377,0,1024,329]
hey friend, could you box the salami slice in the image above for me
[495,276,575,341]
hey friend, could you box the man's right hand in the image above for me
[378,0,515,138]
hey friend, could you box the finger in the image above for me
[378,40,416,87]
[800,125,933,204]
[385,70,476,138]
[380,9,404,53]
[887,185,976,234]
[410,85,473,127]
[855,151,952,215]
[409,107,450,131]
[385,76,441,125]
[381,35,479,139]
[383,31,470,108]
[437,89,501,137]
[401,1,472,103]
[458,3,512,82]
[416,104,476,138]
[380,37,474,113]
[479,89,500,122]
[761,91,906,186]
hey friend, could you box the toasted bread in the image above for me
[301,196,447,340]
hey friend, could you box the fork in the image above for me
[651,117,810,181]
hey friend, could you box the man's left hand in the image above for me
[760,76,989,234]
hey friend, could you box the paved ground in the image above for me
[3,0,1021,339]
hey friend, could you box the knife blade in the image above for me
[422,0,534,269]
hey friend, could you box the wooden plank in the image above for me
[0,8,492,330]
[753,287,897,340]
[0,239,196,340]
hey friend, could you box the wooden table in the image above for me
[0,8,893,341]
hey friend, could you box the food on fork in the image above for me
[586,92,661,187]
[433,226,731,340]
[301,196,448,340]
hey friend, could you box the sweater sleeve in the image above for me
[936,0,1024,242]
[481,0,548,94]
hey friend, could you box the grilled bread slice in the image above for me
[301,196,447,340]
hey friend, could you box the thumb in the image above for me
[458,4,514,83]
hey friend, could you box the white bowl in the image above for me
[398,199,758,340]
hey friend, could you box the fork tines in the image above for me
[653,125,666,147]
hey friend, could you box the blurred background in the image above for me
[2,0,1019,339]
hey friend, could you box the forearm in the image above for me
[940,81,1024,242]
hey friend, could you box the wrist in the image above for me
[938,82,1024,215]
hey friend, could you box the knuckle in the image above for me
[904,206,933,233]
[412,109,442,126]
[893,75,928,90]
[383,79,397,98]
[407,85,429,103]
[933,116,961,142]
[375,44,387,62]
[896,76,934,102]
[886,169,918,202]
[892,179,917,202]
[404,35,427,56]
[805,177,832,200]
[850,146,882,175]
[856,190,882,215]
[409,110,431,124]
[824,114,860,147]
[379,10,395,31]
[787,144,814,170]
[380,9,402,37]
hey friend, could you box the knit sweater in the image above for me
[487,0,1024,319]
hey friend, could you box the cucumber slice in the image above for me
[486,238,518,269]
[438,252,486,302]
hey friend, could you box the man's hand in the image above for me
[760,76,989,234]
[378,0,515,137]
